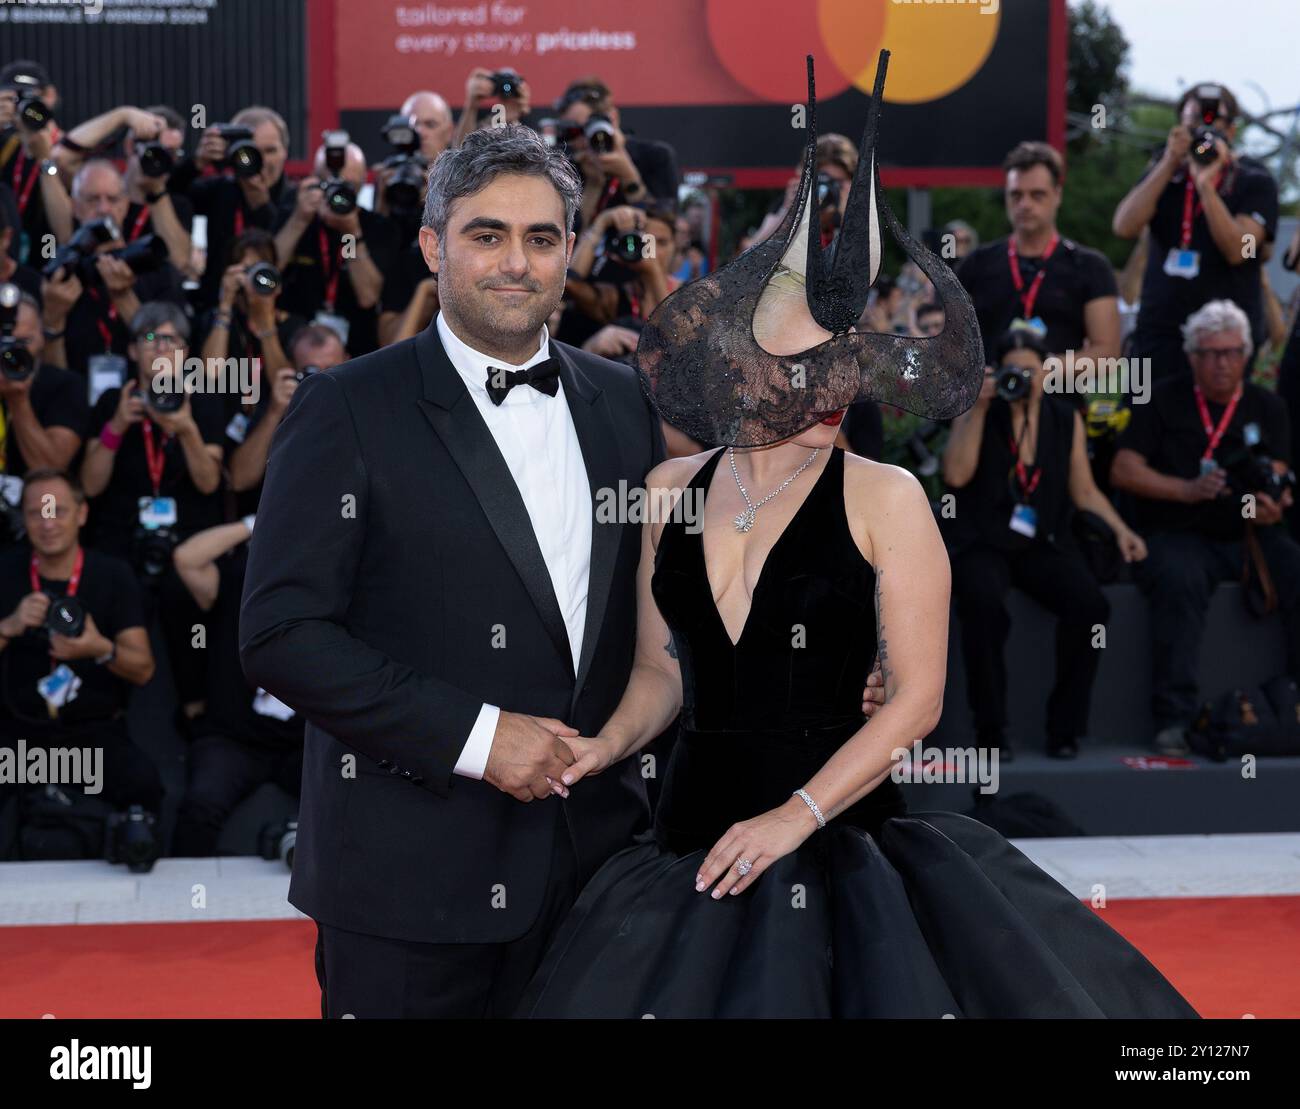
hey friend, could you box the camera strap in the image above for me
[1007,232,1059,321]
[318,225,341,312]
[140,417,172,496]
[10,149,39,216]
[1193,381,1242,460]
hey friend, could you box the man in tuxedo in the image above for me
[239,123,663,1017]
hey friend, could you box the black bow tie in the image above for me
[484,357,561,406]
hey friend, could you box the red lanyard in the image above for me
[11,150,39,216]
[86,287,118,351]
[233,205,245,238]
[1007,232,1059,320]
[29,546,84,597]
[127,205,150,242]
[1006,421,1042,501]
[627,285,641,321]
[1193,382,1242,460]
[1180,168,1230,249]
[319,225,340,311]
[140,417,172,496]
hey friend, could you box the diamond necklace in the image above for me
[728,446,821,533]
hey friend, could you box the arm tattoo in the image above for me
[874,571,894,697]
[664,635,678,659]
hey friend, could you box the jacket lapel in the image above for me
[414,323,574,675]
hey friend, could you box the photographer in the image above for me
[167,106,292,312]
[1113,83,1278,383]
[40,160,185,377]
[0,468,160,848]
[553,76,679,227]
[273,137,395,356]
[0,60,73,254]
[1111,299,1300,754]
[943,327,1146,760]
[0,205,41,304]
[53,103,193,272]
[957,142,1120,402]
[454,66,533,149]
[170,515,302,856]
[228,323,343,513]
[400,90,453,162]
[0,291,88,548]
[752,132,854,250]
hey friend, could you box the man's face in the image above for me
[402,93,452,161]
[295,335,346,372]
[74,165,130,230]
[250,120,287,185]
[419,173,574,350]
[1005,164,1061,237]
[1189,328,1247,395]
[11,302,44,365]
[1181,96,1237,142]
[916,310,944,338]
[130,323,186,381]
[22,480,86,555]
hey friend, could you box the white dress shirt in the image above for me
[436,311,592,779]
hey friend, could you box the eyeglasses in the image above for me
[1193,346,1246,363]
[137,331,181,349]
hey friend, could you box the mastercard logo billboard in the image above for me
[705,0,1001,104]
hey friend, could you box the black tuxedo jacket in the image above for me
[239,321,664,943]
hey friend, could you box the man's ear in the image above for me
[565,229,576,267]
[418,226,440,275]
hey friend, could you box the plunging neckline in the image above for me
[696,446,837,650]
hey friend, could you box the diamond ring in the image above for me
[734,857,753,876]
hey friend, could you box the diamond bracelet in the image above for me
[793,788,826,829]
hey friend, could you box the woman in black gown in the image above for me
[515,51,1201,1019]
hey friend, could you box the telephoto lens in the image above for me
[137,141,175,179]
[44,595,86,640]
[246,260,281,296]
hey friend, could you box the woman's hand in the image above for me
[1117,527,1147,562]
[862,656,885,716]
[695,797,818,899]
[552,734,621,790]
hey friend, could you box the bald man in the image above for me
[272,139,398,356]
[400,90,454,162]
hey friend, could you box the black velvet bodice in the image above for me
[649,446,907,853]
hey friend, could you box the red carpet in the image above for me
[1,896,1297,1018]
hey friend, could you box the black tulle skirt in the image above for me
[515,810,1201,1018]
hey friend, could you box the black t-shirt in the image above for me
[380,240,432,317]
[0,544,145,725]
[120,197,195,245]
[83,387,226,558]
[276,208,398,356]
[956,235,1118,364]
[199,544,302,748]
[166,158,288,312]
[2,362,89,476]
[0,131,53,263]
[1115,374,1291,540]
[942,393,1079,555]
[1134,154,1279,345]
[59,262,187,378]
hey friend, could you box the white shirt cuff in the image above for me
[454,702,500,779]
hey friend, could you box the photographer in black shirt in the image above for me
[942,327,1146,759]
[170,516,301,857]
[0,468,160,851]
[1113,83,1279,383]
[1111,298,1300,754]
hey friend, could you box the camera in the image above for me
[816,171,841,211]
[1189,84,1228,167]
[137,140,175,180]
[536,117,584,151]
[43,219,168,284]
[105,805,162,873]
[605,228,649,266]
[43,594,85,639]
[246,260,280,297]
[144,369,185,414]
[0,281,34,382]
[259,819,298,869]
[212,123,263,178]
[1219,425,1298,502]
[995,363,1033,402]
[14,88,52,132]
[131,524,178,582]
[319,129,357,217]
[378,115,428,217]
[584,112,617,154]
[492,68,523,99]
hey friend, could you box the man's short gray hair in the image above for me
[132,301,191,343]
[422,123,581,242]
[71,158,124,200]
[1181,298,1252,358]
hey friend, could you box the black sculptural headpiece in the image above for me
[634,50,984,448]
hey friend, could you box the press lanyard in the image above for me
[1193,382,1242,461]
[1007,232,1059,321]
[86,287,118,352]
[126,204,150,242]
[1180,167,1230,250]
[140,417,172,496]
[31,546,84,672]
[319,225,341,311]
[10,150,39,215]
[1006,413,1041,502]
[233,205,245,238]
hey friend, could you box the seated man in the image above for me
[1111,298,1300,753]
[0,467,159,860]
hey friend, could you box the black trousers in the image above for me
[312,815,580,1018]
[1130,527,1300,728]
[951,539,1110,741]
[170,727,303,857]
